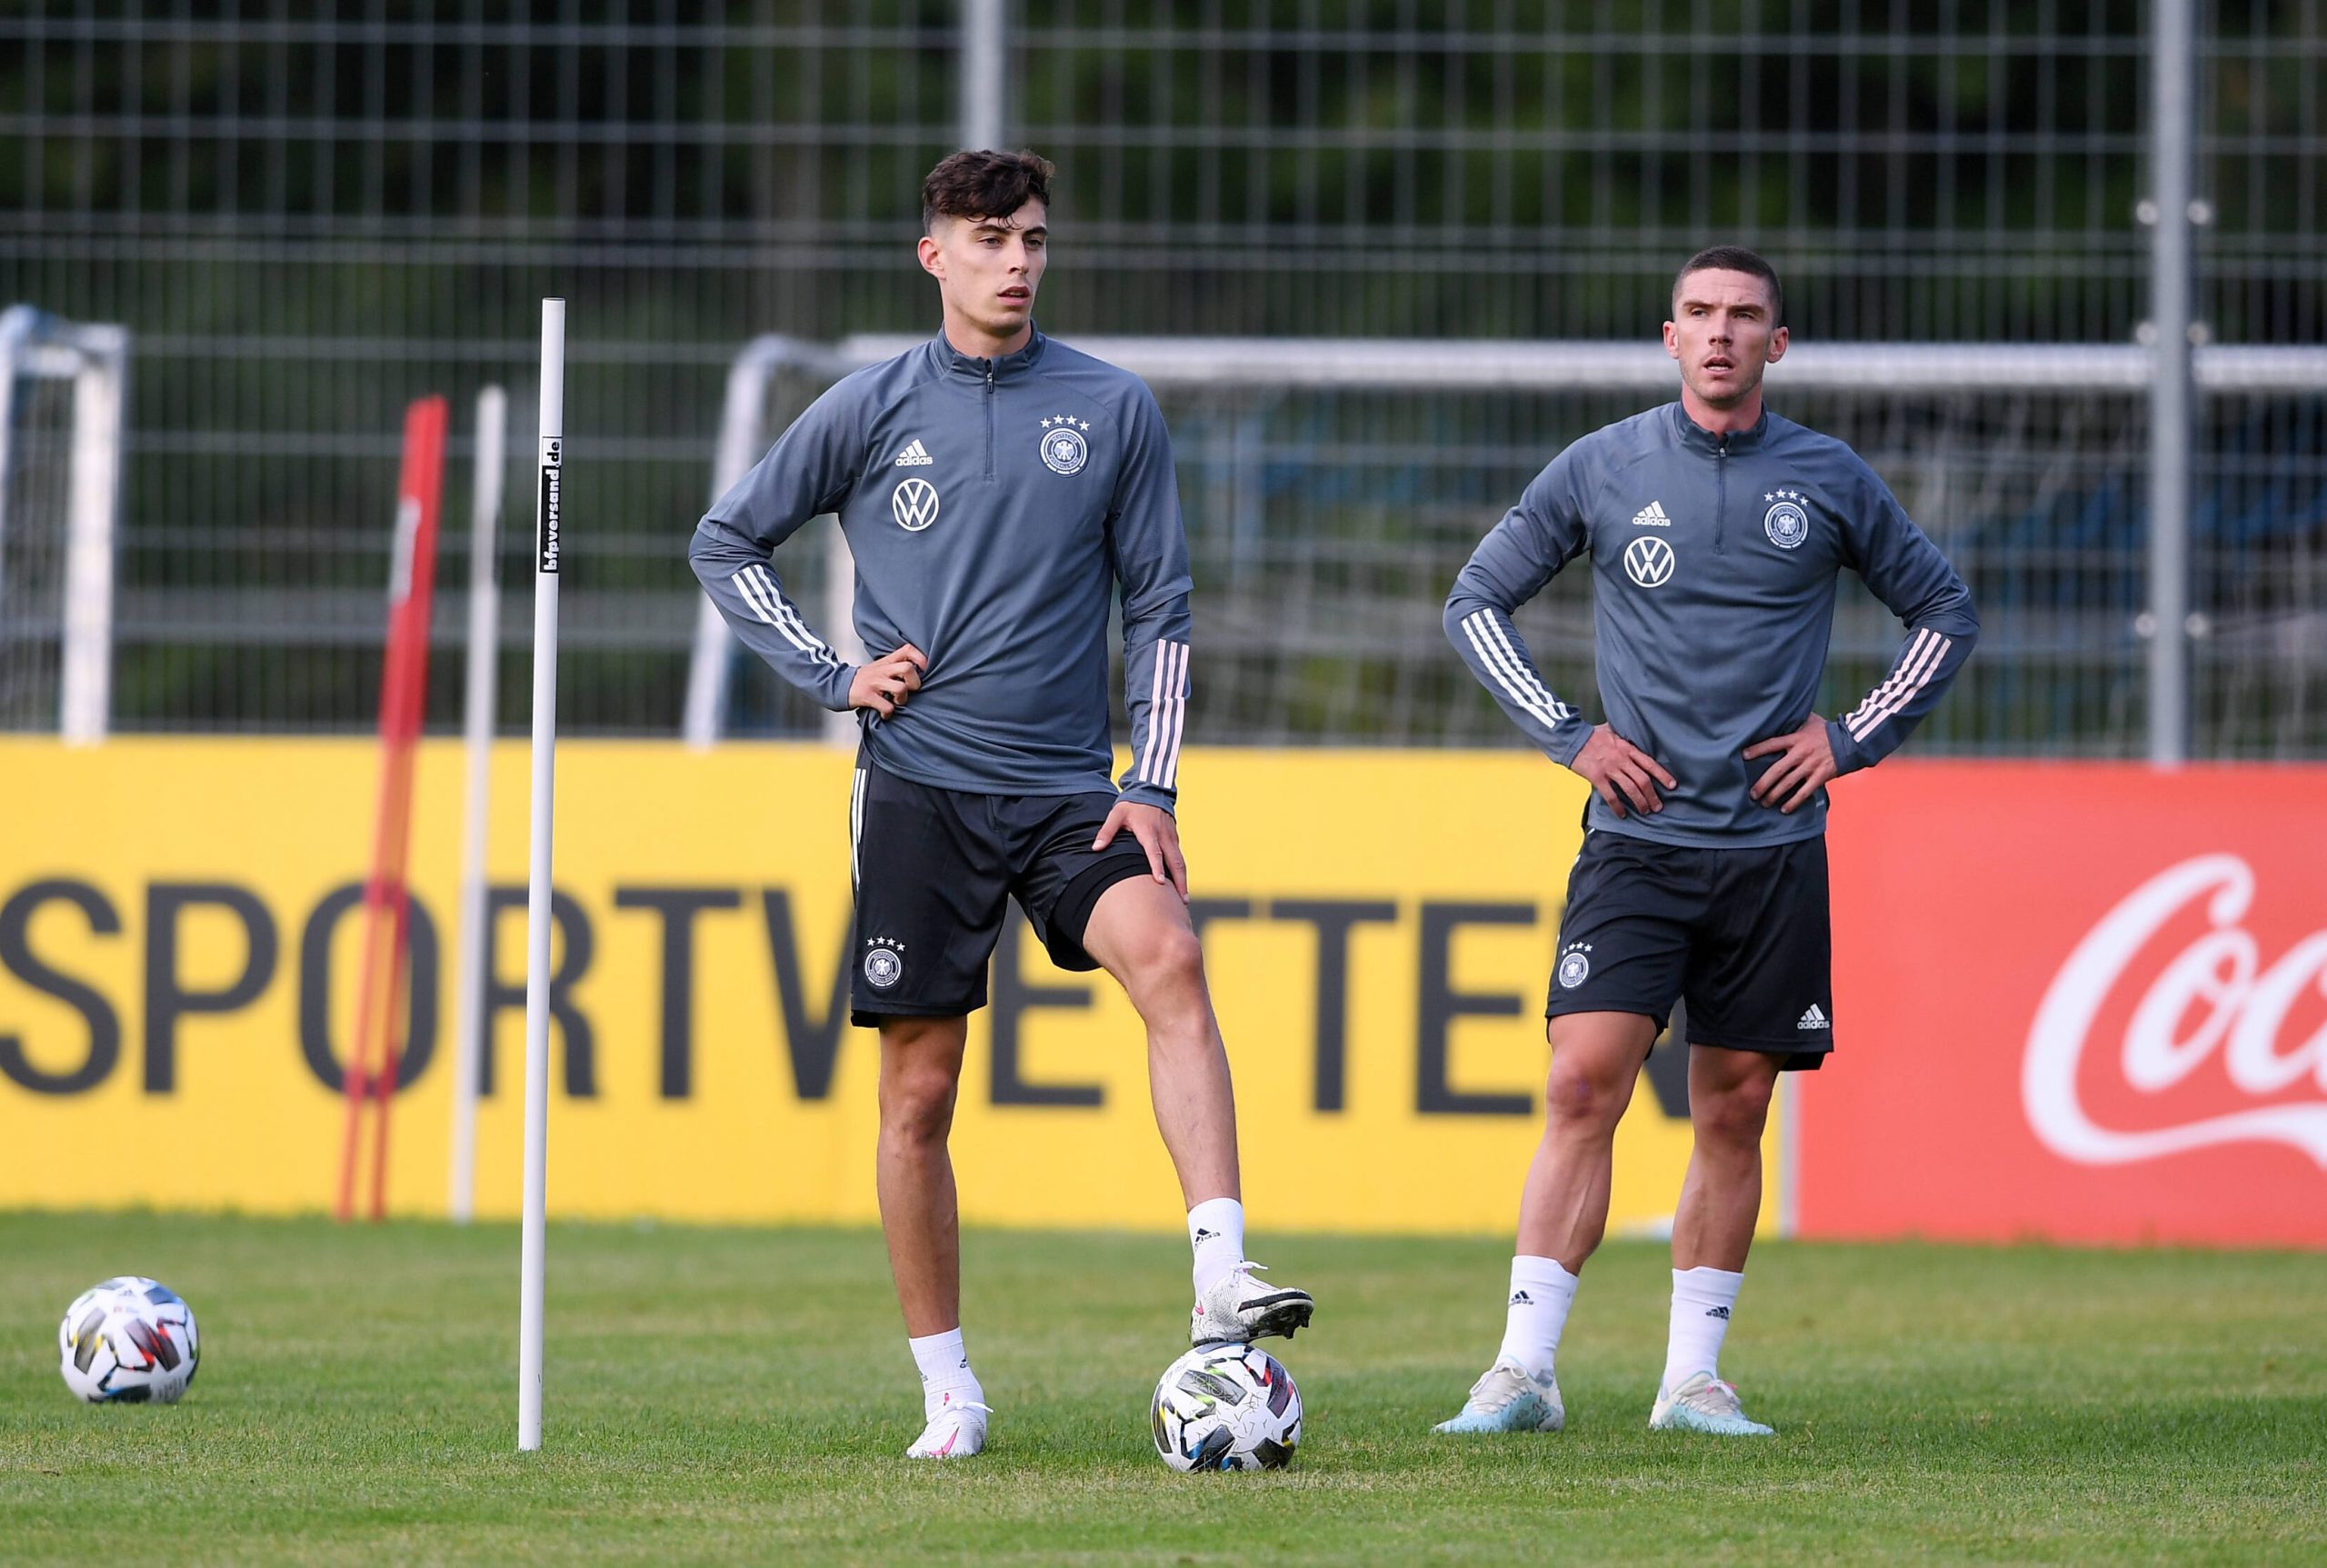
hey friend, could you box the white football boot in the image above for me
[1648,1372,1774,1435]
[1432,1358,1565,1434]
[904,1391,992,1459]
[1188,1262,1314,1346]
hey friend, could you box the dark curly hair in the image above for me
[922,149,1055,233]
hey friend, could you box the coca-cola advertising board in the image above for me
[1802,762,2327,1247]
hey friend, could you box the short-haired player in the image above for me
[1435,246,1978,1437]
[691,150,1313,1461]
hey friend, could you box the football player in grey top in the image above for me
[1434,247,1977,1438]
[691,151,1312,1462]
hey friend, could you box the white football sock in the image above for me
[1495,1255,1579,1383]
[908,1326,984,1421]
[1187,1196,1245,1298]
[1662,1266,1744,1393]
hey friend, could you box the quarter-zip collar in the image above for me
[932,326,1045,383]
[1672,403,1771,455]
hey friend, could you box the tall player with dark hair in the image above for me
[1435,247,1977,1437]
[691,151,1313,1460]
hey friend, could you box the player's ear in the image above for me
[1765,325,1789,364]
[1663,319,1682,359]
[916,230,945,280]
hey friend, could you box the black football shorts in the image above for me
[848,757,1157,1027]
[1543,829,1834,1069]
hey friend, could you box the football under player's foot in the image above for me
[905,1391,993,1459]
[1188,1262,1314,1346]
[1648,1371,1773,1435]
[1432,1357,1565,1434]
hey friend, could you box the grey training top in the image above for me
[1445,402,1979,847]
[690,328,1193,810]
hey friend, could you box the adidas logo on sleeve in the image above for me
[1630,501,1672,527]
[894,438,934,467]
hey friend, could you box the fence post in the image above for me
[2145,0,2199,766]
[961,0,1007,151]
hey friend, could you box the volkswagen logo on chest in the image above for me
[1623,534,1676,588]
[891,477,941,532]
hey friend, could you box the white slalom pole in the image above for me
[448,384,505,1223]
[517,303,564,1452]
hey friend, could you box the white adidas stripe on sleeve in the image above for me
[1844,627,1934,731]
[734,564,848,670]
[1463,610,1572,734]
[1846,629,1952,742]
[1136,639,1191,788]
[1481,615,1573,723]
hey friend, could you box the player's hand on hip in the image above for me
[1566,724,1677,818]
[1743,714,1839,814]
[1093,801,1189,902]
[847,644,927,716]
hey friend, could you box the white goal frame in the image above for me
[0,305,130,744]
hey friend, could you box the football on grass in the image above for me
[59,1276,200,1403]
[1150,1342,1302,1471]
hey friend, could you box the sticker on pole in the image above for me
[536,437,562,574]
[388,496,422,604]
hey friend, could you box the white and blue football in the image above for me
[59,1276,200,1404]
[1151,1342,1302,1472]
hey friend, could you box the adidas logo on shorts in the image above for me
[1797,1004,1830,1031]
[894,438,934,466]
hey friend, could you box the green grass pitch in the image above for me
[3,1213,2322,1564]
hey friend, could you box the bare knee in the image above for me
[1117,923,1208,1014]
[1692,1074,1776,1153]
[1542,1014,1655,1138]
[880,1023,963,1149]
[1543,1060,1633,1138]
[881,1064,958,1148]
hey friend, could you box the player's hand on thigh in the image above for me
[1092,801,1188,901]
[1565,724,1677,817]
[1743,714,1838,814]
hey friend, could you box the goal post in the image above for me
[680,336,860,751]
[0,306,128,744]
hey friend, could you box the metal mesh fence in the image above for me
[0,3,2319,747]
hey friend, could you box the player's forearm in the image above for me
[1118,614,1191,811]
[690,522,855,712]
[1829,612,1979,773]
[1443,593,1593,766]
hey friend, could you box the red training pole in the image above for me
[368,880,415,1223]
[335,591,414,1221]
[335,395,447,1223]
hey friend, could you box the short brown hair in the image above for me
[922,149,1054,233]
[1673,245,1784,329]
